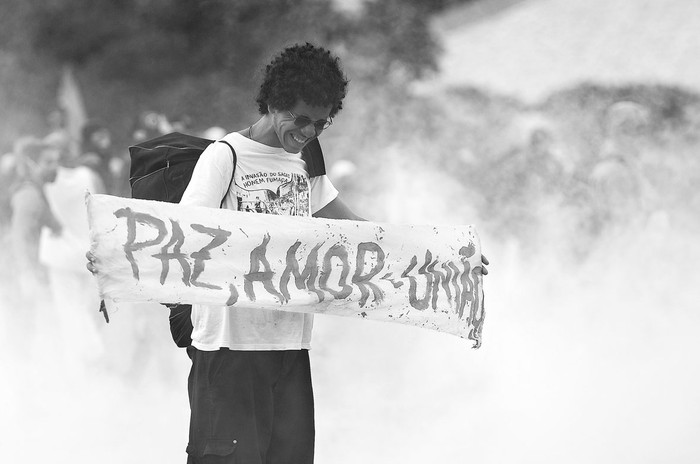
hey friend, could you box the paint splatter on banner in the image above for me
[86,194,486,347]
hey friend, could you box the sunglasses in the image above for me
[287,111,333,133]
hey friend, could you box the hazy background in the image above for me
[1,0,699,462]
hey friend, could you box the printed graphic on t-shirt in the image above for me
[235,171,309,216]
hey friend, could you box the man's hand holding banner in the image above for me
[86,194,485,347]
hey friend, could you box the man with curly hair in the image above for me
[179,43,363,464]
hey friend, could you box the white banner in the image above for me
[87,194,485,347]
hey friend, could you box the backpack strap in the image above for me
[216,140,237,207]
[301,138,326,178]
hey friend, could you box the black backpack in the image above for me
[130,132,236,203]
[128,131,326,347]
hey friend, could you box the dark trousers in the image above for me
[186,348,315,464]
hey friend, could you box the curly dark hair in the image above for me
[255,43,349,118]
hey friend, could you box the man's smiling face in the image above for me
[270,101,332,153]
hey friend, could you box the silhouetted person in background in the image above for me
[8,137,61,346]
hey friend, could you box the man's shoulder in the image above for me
[219,131,244,145]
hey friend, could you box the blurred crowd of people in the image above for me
[0,108,116,369]
[477,99,695,251]
[0,107,226,377]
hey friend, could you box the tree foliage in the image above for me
[0,0,475,143]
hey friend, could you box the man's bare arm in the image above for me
[313,196,365,221]
[313,196,488,274]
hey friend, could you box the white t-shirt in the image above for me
[179,132,338,351]
[40,166,105,272]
